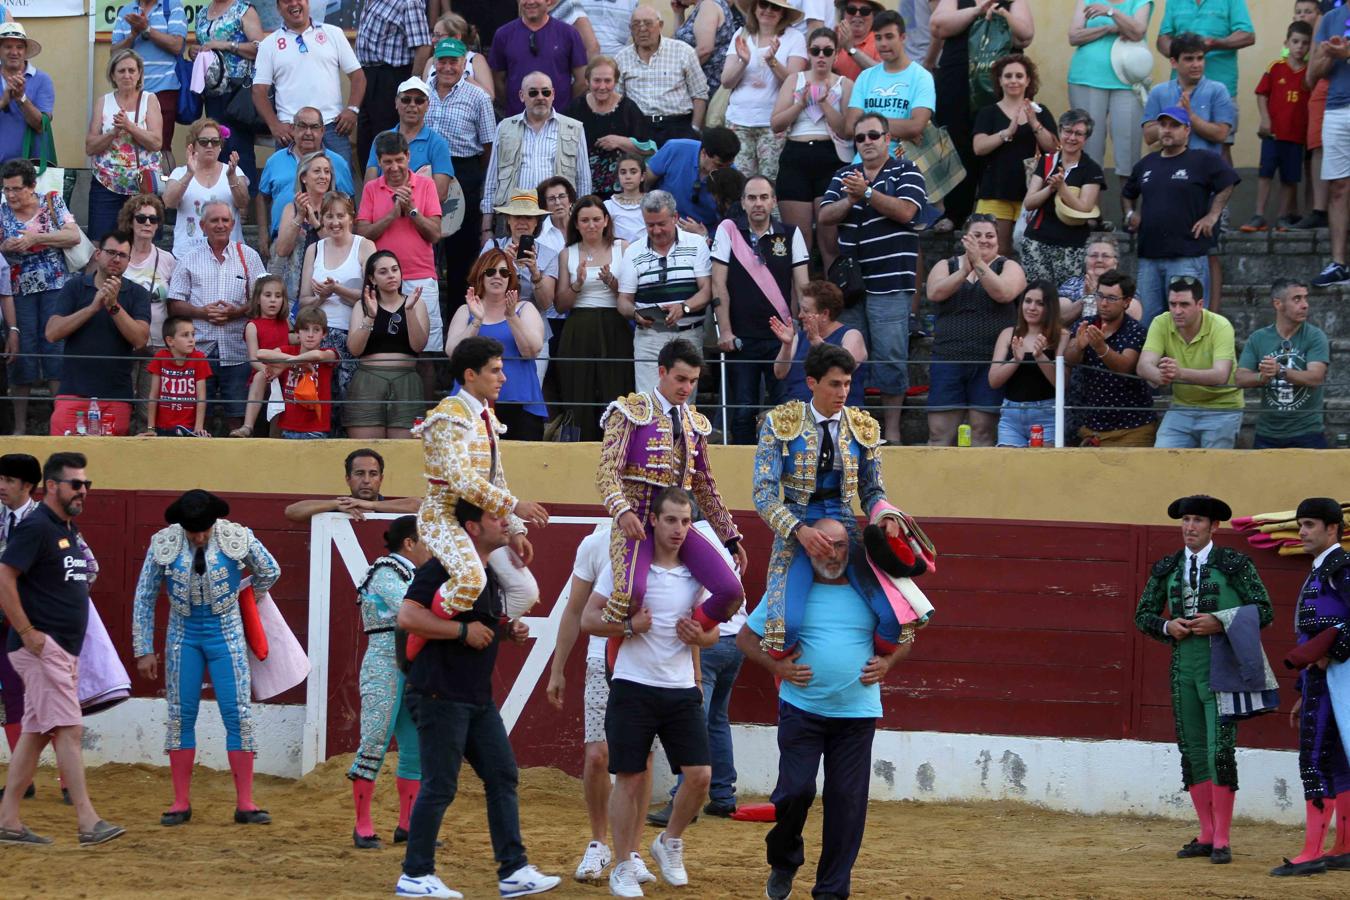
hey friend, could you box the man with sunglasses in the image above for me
[255,106,357,260]
[363,77,455,206]
[490,0,588,117]
[819,112,926,446]
[0,452,125,847]
[1235,279,1330,449]
[43,231,151,437]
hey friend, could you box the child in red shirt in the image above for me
[257,306,339,439]
[232,275,295,437]
[142,316,212,436]
[1245,21,1314,231]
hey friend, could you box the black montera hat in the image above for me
[1295,497,1345,527]
[164,490,230,532]
[1167,495,1232,523]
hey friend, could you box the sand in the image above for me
[0,756,1341,899]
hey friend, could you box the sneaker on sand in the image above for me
[766,867,796,900]
[575,841,613,881]
[651,831,689,887]
[499,864,561,898]
[609,859,644,898]
[1311,262,1350,288]
[395,874,463,899]
[630,852,658,884]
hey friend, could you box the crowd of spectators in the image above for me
[0,0,1347,449]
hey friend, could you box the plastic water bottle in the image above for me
[1029,424,1045,447]
[87,398,101,436]
[75,411,87,436]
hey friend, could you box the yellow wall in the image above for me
[26,1,1301,170]
[10,436,1349,527]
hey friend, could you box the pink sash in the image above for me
[719,220,793,324]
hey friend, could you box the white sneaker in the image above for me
[630,852,657,884]
[608,859,644,897]
[395,873,463,899]
[651,831,689,886]
[499,864,562,898]
[575,840,613,880]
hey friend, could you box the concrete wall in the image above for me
[24,1,1308,169]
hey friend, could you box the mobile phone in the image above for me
[635,306,662,323]
[518,234,535,255]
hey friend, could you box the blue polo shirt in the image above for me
[1143,76,1236,155]
[746,581,882,719]
[0,65,55,166]
[258,147,356,237]
[1318,6,1350,109]
[365,125,456,179]
[1158,0,1254,97]
[648,139,722,227]
[1,503,92,656]
[111,0,190,93]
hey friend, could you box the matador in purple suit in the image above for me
[1273,497,1350,877]
[595,339,747,631]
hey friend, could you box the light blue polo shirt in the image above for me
[1143,76,1236,155]
[746,581,882,719]
[365,125,456,179]
[111,0,189,93]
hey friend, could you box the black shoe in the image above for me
[0,783,37,801]
[703,801,737,818]
[766,867,795,900]
[1210,846,1232,864]
[1270,857,1327,877]
[646,801,672,827]
[61,787,71,806]
[353,829,382,849]
[393,827,441,847]
[1291,210,1329,230]
[1177,839,1213,858]
[234,808,272,825]
[1320,852,1350,870]
[160,807,192,826]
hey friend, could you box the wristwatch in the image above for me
[681,302,693,316]
[408,207,420,219]
[623,619,634,639]
[863,186,874,202]
[346,104,359,114]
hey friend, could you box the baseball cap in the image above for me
[434,37,467,58]
[1156,105,1190,126]
[396,76,431,97]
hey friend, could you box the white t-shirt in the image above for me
[726,27,808,129]
[790,0,835,36]
[571,0,638,56]
[572,522,612,662]
[167,166,247,254]
[595,560,704,689]
[253,21,362,124]
[604,195,645,243]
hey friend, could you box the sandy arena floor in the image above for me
[0,756,1343,899]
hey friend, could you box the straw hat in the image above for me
[0,22,41,58]
[493,189,548,216]
[757,0,806,28]
[1054,186,1100,225]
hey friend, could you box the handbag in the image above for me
[22,113,68,197]
[225,76,271,134]
[968,14,1013,112]
[827,252,866,308]
[899,122,967,205]
[164,0,201,123]
[46,191,96,274]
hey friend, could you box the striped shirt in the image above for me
[479,114,594,213]
[426,74,496,158]
[111,0,189,93]
[617,231,711,329]
[615,38,709,118]
[356,0,434,67]
[167,241,267,365]
[821,157,926,295]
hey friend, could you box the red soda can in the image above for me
[1029,424,1044,447]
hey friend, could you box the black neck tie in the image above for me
[818,421,835,475]
[1189,555,1198,591]
[6,511,14,539]
[193,546,207,575]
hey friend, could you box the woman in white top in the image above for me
[161,117,248,254]
[424,12,495,100]
[720,0,808,182]
[299,191,374,425]
[118,192,178,433]
[555,196,633,441]
[769,26,852,273]
[604,154,647,243]
[85,49,164,244]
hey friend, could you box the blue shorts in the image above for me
[836,292,910,395]
[927,358,1004,412]
[1259,138,1304,184]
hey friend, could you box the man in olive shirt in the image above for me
[1137,277,1242,448]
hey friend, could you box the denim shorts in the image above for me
[927,359,1004,412]
[996,398,1056,446]
[836,292,910,395]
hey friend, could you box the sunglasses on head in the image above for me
[809,45,835,57]
[1169,276,1201,289]
[853,130,885,145]
[527,87,553,98]
[133,213,160,225]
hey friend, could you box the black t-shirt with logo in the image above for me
[404,557,503,704]
[1121,149,1240,259]
[1,504,91,655]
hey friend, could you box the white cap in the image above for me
[396,76,432,97]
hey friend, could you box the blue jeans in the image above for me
[996,398,1056,447]
[13,288,65,384]
[88,181,132,248]
[323,121,353,173]
[668,634,744,806]
[1136,256,1208,327]
[726,336,786,444]
[837,291,910,394]
[204,93,258,196]
[402,692,527,881]
[203,353,252,421]
[1154,407,1244,448]
[281,430,327,440]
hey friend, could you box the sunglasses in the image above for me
[527,87,553,98]
[399,94,428,105]
[54,478,93,491]
[295,32,309,54]
[757,0,782,9]
[1169,276,1202,289]
[809,45,835,57]
[529,31,538,55]
[844,4,873,15]
[485,266,512,278]
[196,137,222,147]
[386,311,403,334]
[657,255,669,284]
[853,130,885,144]
[133,213,160,225]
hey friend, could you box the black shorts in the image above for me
[776,139,844,203]
[605,678,709,774]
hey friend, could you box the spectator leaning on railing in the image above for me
[1234,279,1330,449]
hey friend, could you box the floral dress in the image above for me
[197,0,254,94]
[675,0,742,95]
[92,92,161,196]
[1,195,72,296]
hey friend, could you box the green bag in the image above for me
[21,114,72,200]
[967,15,1012,113]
